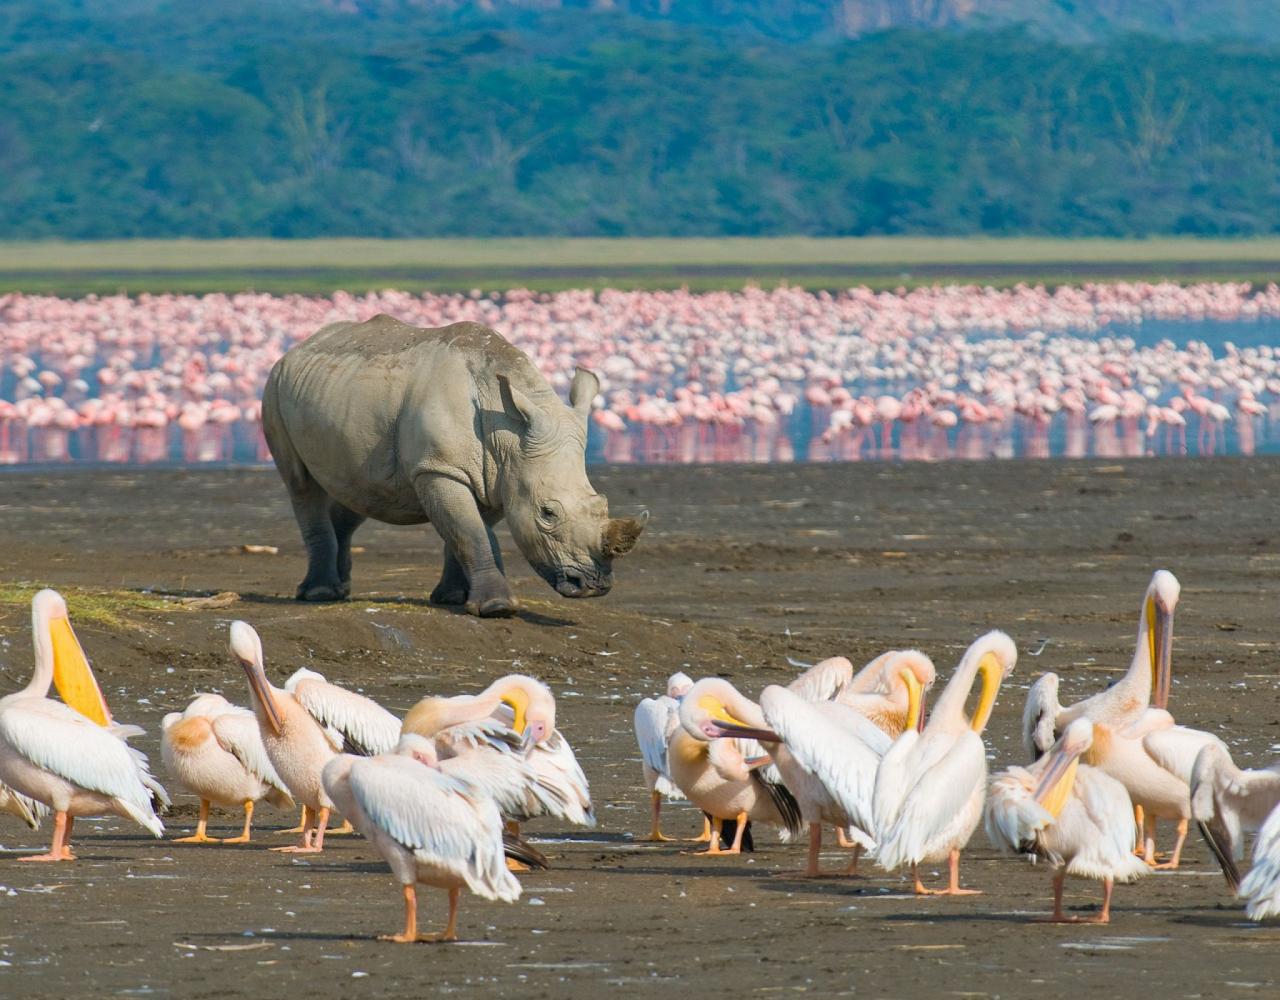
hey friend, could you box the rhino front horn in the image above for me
[603,510,649,559]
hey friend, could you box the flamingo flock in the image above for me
[1,281,1279,466]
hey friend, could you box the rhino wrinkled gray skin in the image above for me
[261,315,648,617]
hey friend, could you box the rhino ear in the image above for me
[497,374,555,449]
[569,367,600,423]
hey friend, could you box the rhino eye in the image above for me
[539,503,562,525]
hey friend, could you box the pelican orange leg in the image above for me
[21,811,76,862]
[175,799,221,844]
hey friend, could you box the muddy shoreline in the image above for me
[0,458,1277,997]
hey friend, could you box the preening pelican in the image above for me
[986,719,1147,923]
[403,675,593,834]
[747,670,917,876]
[1023,569,1179,756]
[230,621,338,853]
[0,590,165,860]
[671,678,804,855]
[278,667,401,834]
[322,734,535,943]
[161,693,293,843]
[838,650,937,738]
[1190,742,1280,889]
[873,631,1017,895]
[633,671,693,841]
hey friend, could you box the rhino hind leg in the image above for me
[288,488,352,602]
[415,474,517,618]
[331,504,366,595]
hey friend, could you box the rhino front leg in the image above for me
[430,546,469,607]
[415,475,517,618]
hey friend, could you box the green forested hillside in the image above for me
[3,1,1279,238]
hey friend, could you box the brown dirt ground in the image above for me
[0,459,1278,999]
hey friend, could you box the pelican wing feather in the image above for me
[211,711,293,805]
[1144,726,1226,785]
[0,700,163,835]
[984,767,1051,857]
[292,679,401,757]
[1240,804,1280,920]
[634,696,682,799]
[0,780,46,829]
[786,657,854,703]
[761,685,884,837]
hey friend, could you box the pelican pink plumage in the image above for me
[229,621,339,853]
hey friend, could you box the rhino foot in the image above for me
[296,581,348,602]
[470,596,519,618]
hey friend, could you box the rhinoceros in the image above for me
[261,315,647,617]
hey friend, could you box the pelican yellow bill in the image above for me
[49,616,112,726]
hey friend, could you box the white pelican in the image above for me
[1064,708,1197,869]
[402,674,593,833]
[768,650,934,857]
[743,662,923,877]
[279,667,401,834]
[322,734,533,942]
[838,650,937,738]
[0,590,166,860]
[1237,803,1280,920]
[1022,570,1201,864]
[161,693,293,843]
[872,630,1017,895]
[633,671,694,841]
[986,719,1147,923]
[1190,742,1280,889]
[229,621,338,853]
[671,678,804,854]
[1022,569,1179,756]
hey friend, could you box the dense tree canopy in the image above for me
[2,2,1278,238]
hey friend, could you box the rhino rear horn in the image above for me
[602,510,649,558]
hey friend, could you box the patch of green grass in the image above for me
[0,583,176,630]
[1,238,1279,295]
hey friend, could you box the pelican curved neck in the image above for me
[27,609,55,697]
[846,651,898,695]
[1120,592,1158,703]
[404,693,497,737]
[930,645,1004,733]
[717,684,767,730]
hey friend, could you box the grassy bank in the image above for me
[2,237,1280,295]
